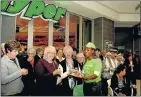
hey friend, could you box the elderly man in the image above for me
[82,42,102,96]
[34,48,44,65]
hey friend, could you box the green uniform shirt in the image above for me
[83,58,102,83]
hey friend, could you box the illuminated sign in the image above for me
[1,0,67,22]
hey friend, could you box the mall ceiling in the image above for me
[97,1,140,14]
[97,1,140,27]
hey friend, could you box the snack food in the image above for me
[70,69,83,78]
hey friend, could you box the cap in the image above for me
[86,42,96,49]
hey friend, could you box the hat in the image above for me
[109,48,118,53]
[86,42,96,49]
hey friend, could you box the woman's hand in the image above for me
[56,77,62,85]
[132,84,137,88]
[53,69,61,76]
[27,57,33,62]
[110,68,115,72]
[21,68,28,76]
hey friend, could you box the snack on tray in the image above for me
[70,69,83,78]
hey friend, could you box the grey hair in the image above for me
[27,48,36,56]
[36,48,43,54]
[76,53,85,59]
[43,46,56,60]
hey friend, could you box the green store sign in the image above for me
[1,0,67,22]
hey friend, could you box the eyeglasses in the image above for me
[47,52,55,55]
[77,57,84,59]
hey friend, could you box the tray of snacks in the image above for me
[70,69,83,78]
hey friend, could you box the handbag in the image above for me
[102,58,114,79]
[73,84,84,96]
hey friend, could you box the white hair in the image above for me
[43,46,56,60]
[27,48,36,56]
[63,45,73,55]
[117,54,124,61]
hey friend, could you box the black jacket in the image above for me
[124,59,137,85]
[111,73,128,92]
[34,55,41,67]
[110,73,132,96]
[18,57,36,96]
[59,59,79,96]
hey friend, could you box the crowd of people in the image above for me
[1,40,140,96]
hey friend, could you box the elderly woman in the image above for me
[18,48,36,95]
[59,45,79,96]
[35,46,61,96]
[1,40,28,96]
[76,53,85,72]
[76,53,85,85]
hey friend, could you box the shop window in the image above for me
[69,14,79,49]
[82,18,92,49]
[33,17,48,49]
[16,14,29,51]
[53,16,66,49]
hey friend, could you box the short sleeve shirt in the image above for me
[83,58,102,83]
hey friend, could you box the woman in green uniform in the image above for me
[82,42,103,96]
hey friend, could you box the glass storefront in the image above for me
[16,12,92,51]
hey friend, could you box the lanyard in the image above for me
[66,60,74,70]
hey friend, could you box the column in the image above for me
[65,12,69,46]
[48,21,53,46]
[79,16,82,51]
[94,17,114,51]
[91,19,95,43]
[27,19,34,48]
[1,15,16,43]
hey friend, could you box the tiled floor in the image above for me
[136,80,141,96]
